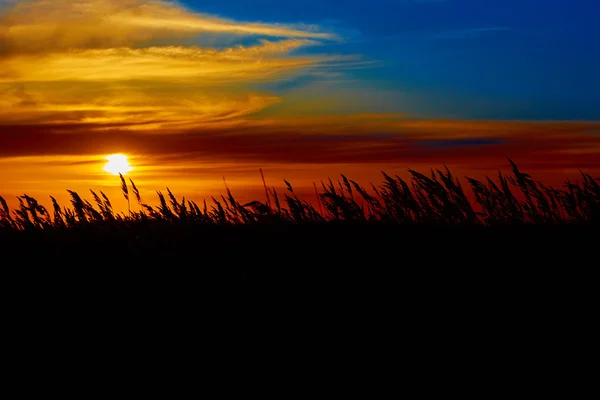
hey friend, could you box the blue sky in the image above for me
[182,0,600,120]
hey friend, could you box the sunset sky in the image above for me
[1,0,599,210]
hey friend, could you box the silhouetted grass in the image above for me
[1,159,598,230]
[0,158,597,277]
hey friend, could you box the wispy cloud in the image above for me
[0,41,351,84]
[0,0,336,54]
[0,0,349,127]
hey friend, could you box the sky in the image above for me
[0,0,599,210]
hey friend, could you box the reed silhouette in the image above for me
[1,160,598,229]
[0,159,598,281]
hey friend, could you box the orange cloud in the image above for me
[0,42,343,84]
[2,118,599,171]
[2,118,599,214]
[0,0,335,54]
[0,0,350,126]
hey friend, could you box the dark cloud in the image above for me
[1,120,600,170]
[420,138,505,148]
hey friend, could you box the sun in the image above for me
[104,154,133,175]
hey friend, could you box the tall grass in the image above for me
[1,160,598,231]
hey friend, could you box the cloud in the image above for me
[2,117,598,207]
[0,0,353,127]
[2,118,599,171]
[0,0,335,55]
[0,83,283,126]
[0,41,342,83]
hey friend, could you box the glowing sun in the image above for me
[104,154,133,175]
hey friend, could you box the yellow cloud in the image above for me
[0,41,331,82]
[0,81,283,126]
[0,0,349,127]
[0,0,335,54]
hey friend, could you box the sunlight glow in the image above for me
[104,154,133,175]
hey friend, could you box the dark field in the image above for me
[2,221,596,357]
